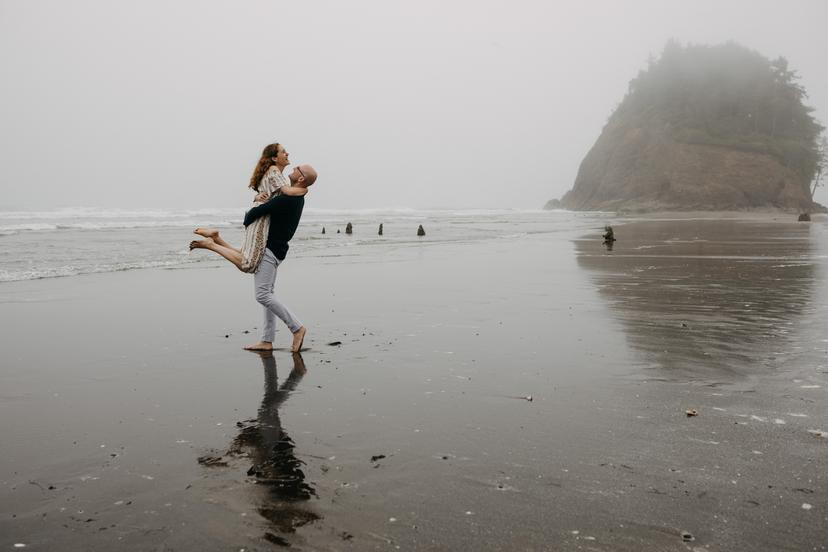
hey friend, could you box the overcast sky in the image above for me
[2,0,827,210]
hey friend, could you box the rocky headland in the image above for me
[552,42,826,213]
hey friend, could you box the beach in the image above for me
[1,211,827,551]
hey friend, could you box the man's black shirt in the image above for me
[243,195,305,261]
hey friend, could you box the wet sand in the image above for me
[1,215,827,551]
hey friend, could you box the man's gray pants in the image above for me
[254,248,302,343]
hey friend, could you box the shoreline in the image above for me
[545,208,827,220]
[619,210,827,221]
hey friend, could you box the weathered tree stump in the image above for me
[602,225,616,243]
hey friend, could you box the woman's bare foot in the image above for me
[194,227,219,239]
[244,341,273,351]
[291,326,307,353]
[189,237,215,250]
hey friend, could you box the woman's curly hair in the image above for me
[249,143,282,191]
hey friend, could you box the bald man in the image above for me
[243,164,318,353]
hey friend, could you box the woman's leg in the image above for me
[194,228,241,253]
[190,237,244,270]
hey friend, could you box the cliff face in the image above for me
[560,121,820,212]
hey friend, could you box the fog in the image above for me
[1,0,827,210]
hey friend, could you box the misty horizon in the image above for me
[2,0,827,211]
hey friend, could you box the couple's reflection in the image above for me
[231,351,319,539]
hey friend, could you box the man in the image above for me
[243,164,318,353]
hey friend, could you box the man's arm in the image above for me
[279,186,308,197]
[244,195,289,226]
[254,186,307,203]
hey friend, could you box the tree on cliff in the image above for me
[617,41,824,185]
[813,136,827,200]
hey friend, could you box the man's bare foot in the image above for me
[291,326,307,353]
[189,237,215,250]
[194,227,219,239]
[244,341,273,351]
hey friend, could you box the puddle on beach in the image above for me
[575,219,826,379]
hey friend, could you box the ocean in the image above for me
[0,207,603,282]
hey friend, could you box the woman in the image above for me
[189,143,307,271]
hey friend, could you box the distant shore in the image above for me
[619,209,826,221]
[545,201,827,218]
